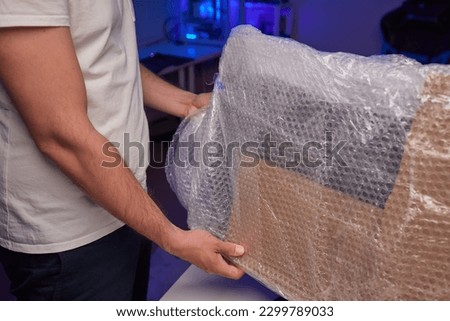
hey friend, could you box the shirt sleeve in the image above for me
[0,0,70,28]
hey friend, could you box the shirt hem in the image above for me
[0,220,126,254]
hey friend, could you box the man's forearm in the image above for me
[140,64,196,118]
[39,127,182,253]
[38,126,245,279]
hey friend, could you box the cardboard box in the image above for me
[226,75,450,300]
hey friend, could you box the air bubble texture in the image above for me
[166,26,450,300]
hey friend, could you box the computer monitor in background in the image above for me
[179,0,293,45]
[180,0,236,45]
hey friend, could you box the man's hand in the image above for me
[166,228,245,279]
[186,92,212,117]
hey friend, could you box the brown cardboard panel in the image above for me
[380,75,450,300]
[228,161,385,300]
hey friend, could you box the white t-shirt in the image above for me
[0,0,150,253]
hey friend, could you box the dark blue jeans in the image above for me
[0,226,151,300]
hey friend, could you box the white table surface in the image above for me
[161,265,279,301]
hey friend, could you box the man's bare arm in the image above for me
[0,27,244,279]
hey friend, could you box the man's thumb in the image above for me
[219,242,245,257]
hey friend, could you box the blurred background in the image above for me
[1,0,449,300]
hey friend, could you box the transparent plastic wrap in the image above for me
[166,26,450,300]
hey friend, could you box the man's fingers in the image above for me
[222,264,245,280]
[213,254,245,280]
[186,105,203,118]
[217,241,245,257]
[211,239,245,278]
[180,230,246,279]
[193,92,212,108]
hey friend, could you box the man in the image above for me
[0,0,244,300]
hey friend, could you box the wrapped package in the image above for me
[166,26,450,300]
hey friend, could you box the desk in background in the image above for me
[139,41,222,93]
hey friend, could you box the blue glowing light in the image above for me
[186,33,198,40]
[199,1,214,19]
[216,0,221,21]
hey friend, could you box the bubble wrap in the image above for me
[166,26,450,300]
